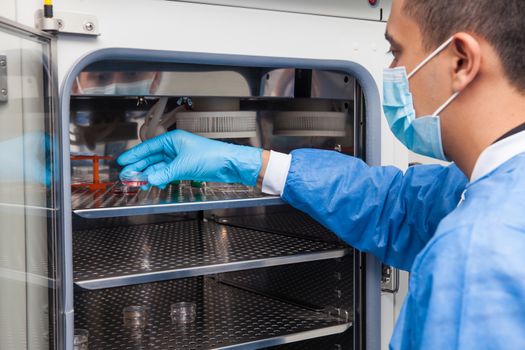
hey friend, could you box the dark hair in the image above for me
[403,0,525,92]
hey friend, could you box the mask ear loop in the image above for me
[432,91,460,117]
[407,36,455,79]
[75,77,84,94]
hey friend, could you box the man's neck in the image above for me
[443,85,525,179]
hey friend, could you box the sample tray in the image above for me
[74,220,349,289]
[74,277,351,350]
[72,184,283,219]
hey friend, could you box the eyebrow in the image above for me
[385,31,401,47]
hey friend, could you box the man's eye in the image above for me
[388,51,402,65]
[387,49,399,57]
[97,73,111,83]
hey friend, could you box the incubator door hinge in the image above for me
[381,264,399,293]
[0,55,7,103]
[35,9,100,36]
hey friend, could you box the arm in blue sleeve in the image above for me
[281,149,467,270]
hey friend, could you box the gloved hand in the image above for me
[117,130,263,188]
[0,132,50,186]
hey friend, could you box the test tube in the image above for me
[73,329,89,350]
[170,302,196,324]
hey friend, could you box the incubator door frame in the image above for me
[60,48,384,350]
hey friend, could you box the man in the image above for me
[118,0,525,348]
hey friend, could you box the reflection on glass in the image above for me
[0,24,57,349]
[73,71,161,96]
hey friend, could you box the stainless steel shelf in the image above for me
[72,184,283,219]
[219,258,353,312]
[74,220,349,290]
[74,277,352,350]
[217,210,342,243]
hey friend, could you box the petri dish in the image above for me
[112,182,140,195]
[119,169,149,187]
[170,302,196,324]
[123,305,150,329]
[74,329,89,350]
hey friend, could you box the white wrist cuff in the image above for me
[261,150,292,196]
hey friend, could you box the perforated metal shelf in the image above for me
[217,210,342,243]
[74,220,349,289]
[219,257,354,313]
[72,184,283,219]
[74,277,351,350]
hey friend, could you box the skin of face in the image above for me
[385,0,455,118]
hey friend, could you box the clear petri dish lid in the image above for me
[119,169,149,186]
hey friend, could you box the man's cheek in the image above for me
[411,88,431,117]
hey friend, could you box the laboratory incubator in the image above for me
[0,0,404,349]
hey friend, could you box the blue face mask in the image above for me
[383,37,460,161]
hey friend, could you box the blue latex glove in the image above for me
[0,132,51,186]
[117,130,263,188]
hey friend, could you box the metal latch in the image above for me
[0,55,7,103]
[34,9,100,36]
[381,264,399,293]
[324,307,351,323]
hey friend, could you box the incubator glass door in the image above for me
[0,18,60,350]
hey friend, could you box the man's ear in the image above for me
[450,33,481,93]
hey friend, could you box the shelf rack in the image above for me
[74,220,349,290]
[73,184,283,218]
[74,277,352,350]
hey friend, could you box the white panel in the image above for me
[381,270,410,350]
[174,0,390,21]
[381,292,395,350]
[0,0,17,21]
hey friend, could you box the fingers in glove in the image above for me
[143,161,170,176]
[120,153,165,175]
[144,162,171,188]
[147,158,187,188]
[117,135,169,165]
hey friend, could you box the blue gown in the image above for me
[282,149,525,349]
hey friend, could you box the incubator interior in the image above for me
[69,58,366,349]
